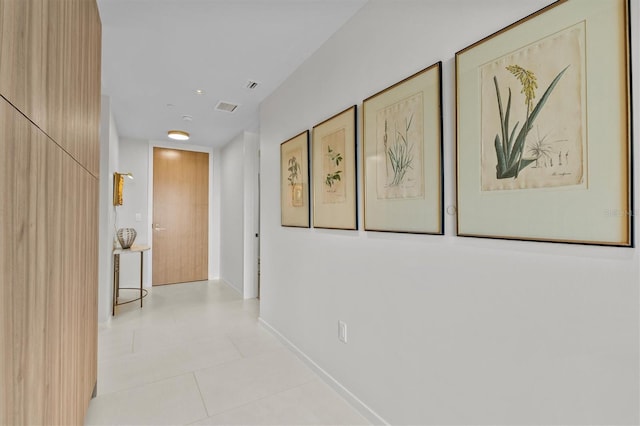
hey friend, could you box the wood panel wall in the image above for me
[0,0,101,423]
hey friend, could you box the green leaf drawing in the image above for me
[385,114,415,186]
[325,170,342,188]
[327,145,343,167]
[287,156,300,186]
[493,65,569,179]
[325,145,343,189]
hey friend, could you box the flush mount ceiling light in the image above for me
[195,89,205,95]
[167,130,190,141]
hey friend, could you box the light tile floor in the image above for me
[85,280,370,425]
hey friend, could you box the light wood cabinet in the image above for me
[0,87,99,426]
[0,0,101,176]
[0,0,48,131]
[0,93,42,425]
[46,0,101,176]
[0,0,100,423]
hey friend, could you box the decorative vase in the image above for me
[117,228,137,249]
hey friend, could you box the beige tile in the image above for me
[132,322,228,354]
[190,397,320,425]
[194,348,317,416]
[191,380,370,425]
[109,303,178,331]
[97,328,134,361]
[226,326,285,357]
[98,334,242,395]
[173,304,261,331]
[88,281,367,425]
[85,373,207,425]
[278,379,371,425]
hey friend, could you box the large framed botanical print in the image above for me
[312,106,358,230]
[281,131,310,227]
[456,0,632,246]
[363,62,443,234]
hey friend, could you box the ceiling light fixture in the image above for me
[195,89,205,95]
[167,130,190,141]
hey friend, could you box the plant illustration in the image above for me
[383,120,389,178]
[527,126,567,168]
[325,171,342,188]
[385,113,415,187]
[325,145,343,189]
[527,132,553,168]
[287,156,300,186]
[492,64,569,179]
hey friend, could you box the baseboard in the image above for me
[258,317,388,426]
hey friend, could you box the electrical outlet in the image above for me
[135,213,142,222]
[338,321,347,343]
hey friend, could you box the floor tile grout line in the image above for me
[225,332,248,358]
[191,376,320,422]
[137,346,318,419]
[192,371,211,419]
[97,332,298,397]
[182,344,289,378]
[184,347,277,381]
[95,339,251,397]
[96,369,210,399]
[100,326,241,359]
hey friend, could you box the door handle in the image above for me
[153,223,166,231]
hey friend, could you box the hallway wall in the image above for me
[97,96,121,322]
[220,131,259,297]
[259,1,640,424]
[116,138,151,289]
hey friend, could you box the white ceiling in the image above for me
[97,0,368,148]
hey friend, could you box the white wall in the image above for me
[220,131,260,297]
[243,132,260,299]
[211,149,222,280]
[221,133,245,293]
[117,138,151,288]
[259,1,639,425]
[97,95,120,323]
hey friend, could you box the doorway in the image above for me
[152,147,209,285]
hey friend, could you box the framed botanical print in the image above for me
[363,62,443,234]
[456,0,632,246]
[281,131,310,227]
[312,106,358,230]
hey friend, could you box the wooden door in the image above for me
[152,148,209,285]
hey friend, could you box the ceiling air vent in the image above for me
[215,101,239,113]
[245,80,259,90]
